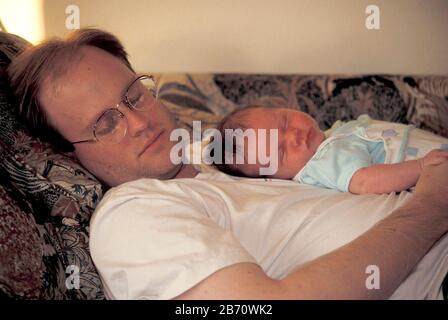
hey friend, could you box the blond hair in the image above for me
[7,28,133,151]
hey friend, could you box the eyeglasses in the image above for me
[70,75,158,145]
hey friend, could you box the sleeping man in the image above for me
[8,28,448,299]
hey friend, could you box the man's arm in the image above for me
[349,149,448,195]
[175,161,448,300]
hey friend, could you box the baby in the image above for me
[216,106,448,194]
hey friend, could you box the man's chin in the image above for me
[159,163,184,180]
[140,161,184,181]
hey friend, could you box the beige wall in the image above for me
[0,0,45,44]
[10,0,448,74]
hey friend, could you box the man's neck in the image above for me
[174,163,200,179]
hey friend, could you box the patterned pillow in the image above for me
[0,180,47,299]
[0,32,104,226]
[0,175,104,299]
[157,73,223,132]
[0,32,104,299]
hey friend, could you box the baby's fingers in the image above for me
[434,149,448,156]
[425,149,448,159]
[422,158,446,168]
[421,150,448,167]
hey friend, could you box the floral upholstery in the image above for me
[0,32,104,299]
[158,73,448,137]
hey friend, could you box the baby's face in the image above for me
[236,107,325,179]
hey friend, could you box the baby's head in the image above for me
[216,106,325,179]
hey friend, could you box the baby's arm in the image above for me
[349,149,448,194]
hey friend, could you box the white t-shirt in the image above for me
[89,171,448,300]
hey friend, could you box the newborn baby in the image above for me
[216,106,448,194]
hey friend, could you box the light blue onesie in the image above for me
[293,114,448,192]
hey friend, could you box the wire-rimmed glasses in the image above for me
[70,74,158,145]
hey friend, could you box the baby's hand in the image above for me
[419,149,448,170]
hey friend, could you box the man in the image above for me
[8,28,448,299]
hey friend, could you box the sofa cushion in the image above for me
[213,74,448,136]
[0,32,104,299]
[0,181,46,299]
[0,172,105,299]
[0,32,104,226]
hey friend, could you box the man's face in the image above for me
[39,46,181,186]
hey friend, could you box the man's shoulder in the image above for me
[90,177,207,228]
[99,172,228,203]
[103,177,193,199]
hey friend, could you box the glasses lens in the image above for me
[126,76,158,110]
[94,109,127,144]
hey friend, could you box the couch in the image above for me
[1,31,447,299]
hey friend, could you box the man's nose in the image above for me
[123,108,151,137]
